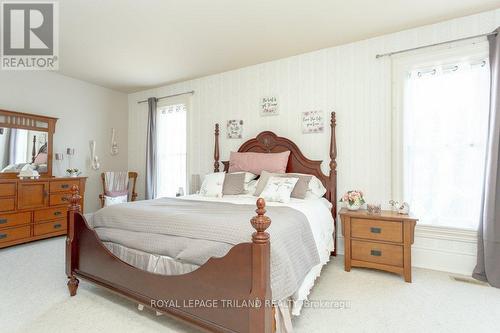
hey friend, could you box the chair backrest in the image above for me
[100,171,138,204]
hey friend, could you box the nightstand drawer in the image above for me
[351,240,403,267]
[351,218,403,243]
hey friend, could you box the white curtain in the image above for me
[403,60,490,229]
[156,103,187,198]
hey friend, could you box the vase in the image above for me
[347,202,361,211]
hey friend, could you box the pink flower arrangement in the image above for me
[340,190,365,206]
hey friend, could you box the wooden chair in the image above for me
[99,171,138,208]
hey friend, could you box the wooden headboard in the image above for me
[213,112,338,255]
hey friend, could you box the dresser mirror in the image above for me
[0,110,57,178]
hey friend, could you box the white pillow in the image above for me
[200,172,225,197]
[308,175,327,198]
[246,179,258,194]
[260,177,299,203]
[104,195,128,207]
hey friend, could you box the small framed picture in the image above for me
[227,120,243,139]
[302,111,324,134]
[260,96,279,116]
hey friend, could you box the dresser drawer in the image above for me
[0,226,31,244]
[34,220,67,236]
[0,212,31,229]
[0,183,16,197]
[50,180,80,193]
[351,218,403,243]
[34,207,67,223]
[351,240,403,267]
[0,198,15,212]
[49,193,71,206]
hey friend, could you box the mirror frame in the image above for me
[0,109,57,178]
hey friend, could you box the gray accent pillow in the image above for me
[254,171,312,199]
[222,172,246,195]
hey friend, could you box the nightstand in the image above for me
[339,208,418,282]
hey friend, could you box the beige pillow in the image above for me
[222,172,246,195]
[254,171,312,199]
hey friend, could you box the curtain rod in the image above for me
[375,31,498,59]
[137,90,195,104]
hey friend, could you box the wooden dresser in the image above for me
[0,177,86,248]
[340,208,418,282]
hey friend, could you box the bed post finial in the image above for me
[330,111,338,256]
[69,185,82,213]
[251,198,271,244]
[214,123,220,172]
[66,185,81,296]
[249,198,272,333]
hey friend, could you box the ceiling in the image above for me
[58,0,500,93]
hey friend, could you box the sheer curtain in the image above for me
[156,103,187,198]
[403,60,490,229]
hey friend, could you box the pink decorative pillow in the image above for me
[228,151,290,175]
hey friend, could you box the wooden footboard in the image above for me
[65,186,273,333]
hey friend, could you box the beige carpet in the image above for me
[1,237,499,333]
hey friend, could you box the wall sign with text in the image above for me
[227,120,243,139]
[260,96,279,116]
[302,111,324,134]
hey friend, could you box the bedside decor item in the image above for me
[260,96,279,116]
[227,120,243,139]
[89,140,100,170]
[389,199,399,211]
[398,202,410,215]
[66,168,81,177]
[340,190,366,210]
[367,203,382,214]
[110,128,119,155]
[389,200,410,215]
[302,110,324,134]
[340,208,418,282]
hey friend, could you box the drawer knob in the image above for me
[0,233,7,239]
[370,227,382,234]
[54,223,62,229]
[370,250,382,257]
[61,184,69,189]
[61,196,69,202]
[54,211,62,216]
[0,218,7,224]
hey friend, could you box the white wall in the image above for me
[128,9,500,275]
[0,71,128,213]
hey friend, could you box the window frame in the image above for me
[391,41,489,231]
[156,94,192,197]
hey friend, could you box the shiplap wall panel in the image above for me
[129,9,500,207]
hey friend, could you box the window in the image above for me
[394,45,490,230]
[156,101,187,198]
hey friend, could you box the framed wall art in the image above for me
[260,96,279,116]
[302,111,324,134]
[227,120,244,139]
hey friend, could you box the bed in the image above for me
[65,112,337,333]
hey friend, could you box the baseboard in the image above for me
[335,226,478,276]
